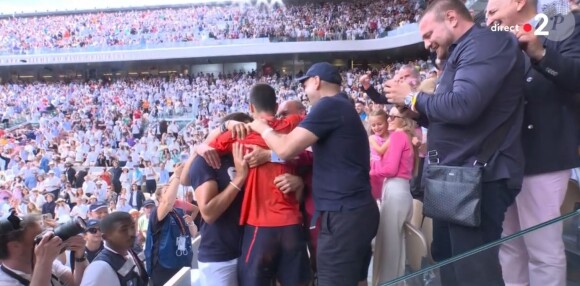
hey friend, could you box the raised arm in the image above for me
[157,164,183,221]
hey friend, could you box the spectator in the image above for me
[485,0,580,285]
[144,164,198,286]
[385,0,525,284]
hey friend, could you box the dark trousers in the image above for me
[431,179,520,286]
[146,179,157,194]
[317,202,379,286]
[112,181,122,194]
[238,225,311,286]
[410,157,425,201]
[150,265,179,286]
[50,188,61,200]
[0,154,10,170]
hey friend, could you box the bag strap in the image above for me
[475,103,521,166]
[0,264,59,286]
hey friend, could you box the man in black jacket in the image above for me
[485,0,580,285]
[385,0,526,284]
[110,160,122,194]
[65,162,76,186]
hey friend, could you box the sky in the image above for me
[0,0,270,15]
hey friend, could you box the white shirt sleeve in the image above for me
[80,261,121,286]
[52,260,70,279]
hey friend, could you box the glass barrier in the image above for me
[380,209,580,286]
[0,23,419,56]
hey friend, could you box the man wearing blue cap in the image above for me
[89,202,109,220]
[247,62,380,286]
[70,219,104,272]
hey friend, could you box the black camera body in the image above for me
[34,217,87,244]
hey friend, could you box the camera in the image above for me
[34,217,87,244]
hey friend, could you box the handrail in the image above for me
[381,209,580,286]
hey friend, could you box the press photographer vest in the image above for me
[93,248,149,286]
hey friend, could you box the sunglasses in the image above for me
[87,228,100,234]
[388,115,403,120]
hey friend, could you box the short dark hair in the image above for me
[100,212,133,235]
[220,112,253,124]
[249,84,278,114]
[423,0,473,22]
[0,215,40,259]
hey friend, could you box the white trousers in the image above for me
[198,258,238,286]
[372,178,413,286]
[499,170,570,286]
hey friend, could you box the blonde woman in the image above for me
[371,106,418,285]
[27,201,41,215]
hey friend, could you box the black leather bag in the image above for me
[423,163,483,227]
[423,111,517,227]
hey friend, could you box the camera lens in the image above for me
[54,217,86,242]
[35,217,87,244]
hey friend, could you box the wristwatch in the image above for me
[75,254,87,262]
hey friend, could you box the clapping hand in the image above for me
[384,79,412,105]
[513,27,545,61]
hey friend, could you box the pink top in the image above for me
[370,134,387,161]
[174,199,197,215]
[370,134,389,199]
[370,130,414,180]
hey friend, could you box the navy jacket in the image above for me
[521,12,580,175]
[414,26,526,188]
[367,25,525,188]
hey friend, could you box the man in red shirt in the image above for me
[208,84,311,286]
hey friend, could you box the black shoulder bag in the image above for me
[422,110,518,227]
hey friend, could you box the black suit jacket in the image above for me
[128,190,145,210]
[66,167,76,185]
[522,12,580,175]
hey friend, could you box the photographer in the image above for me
[0,212,88,286]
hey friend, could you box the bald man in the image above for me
[277,100,306,117]
[486,0,580,285]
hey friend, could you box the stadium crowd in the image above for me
[0,59,434,284]
[0,59,432,216]
[0,0,421,53]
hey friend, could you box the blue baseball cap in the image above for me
[89,202,108,212]
[296,62,342,85]
[85,219,100,229]
[143,199,156,208]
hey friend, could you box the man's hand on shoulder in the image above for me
[196,144,221,169]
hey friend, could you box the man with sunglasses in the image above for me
[70,219,104,273]
[81,212,148,286]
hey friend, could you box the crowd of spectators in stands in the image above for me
[0,59,433,220]
[0,0,421,53]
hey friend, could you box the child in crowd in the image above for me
[368,109,390,201]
